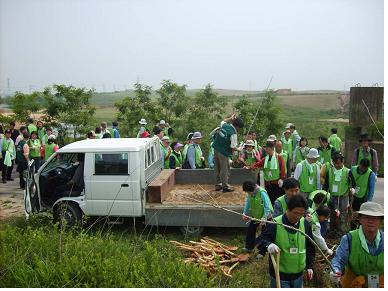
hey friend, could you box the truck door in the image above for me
[87,152,142,217]
[24,160,41,218]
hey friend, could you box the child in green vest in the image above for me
[44,135,59,161]
[311,206,333,256]
[169,142,183,169]
[241,180,273,258]
[259,194,315,288]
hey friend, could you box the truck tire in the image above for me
[53,202,82,229]
[179,225,204,237]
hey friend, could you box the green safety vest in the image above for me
[28,139,41,158]
[187,144,203,168]
[16,140,27,163]
[27,124,37,134]
[328,166,350,196]
[212,123,237,157]
[311,212,320,233]
[263,154,280,181]
[351,166,372,199]
[308,190,330,208]
[329,134,342,152]
[45,143,57,161]
[249,187,273,219]
[347,229,384,276]
[318,146,334,165]
[275,195,288,217]
[182,144,189,162]
[357,147,373,166]
[160,143,170,169]
[37,127,46,142]
[291,131,299,150]
[281,137,293,160]
[170,151,182,168]
[299,160,319,193]
[295,146,309,165]
[243,150,258,166]
[274,216,306,274]
[278,150,288,175]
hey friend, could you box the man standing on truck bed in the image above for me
[212,114,244,192]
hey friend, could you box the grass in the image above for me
[0,215,332,288]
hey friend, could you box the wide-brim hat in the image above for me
[139,118,147,125]
[267,135,277,142]
[159,120,166,125]
[356,201,384,217]
[161,136,170,142]
[48,134,56,140]
[284,129,291,135]
[307,148,320,159]
[359,133,372,142]
[285,123,294,129]
[191,132,202,140]
[174,142,184,149]
[244,140,255,147]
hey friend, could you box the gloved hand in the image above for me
[330,271,342,284]
[259,220,266,227]
[267,243,280,254]
[307,269,314,280]
[242,214,250,221]
[326,249,334,256]
[350,188,356,195]
[278,179,283,188]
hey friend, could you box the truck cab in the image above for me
[24,137,163,227]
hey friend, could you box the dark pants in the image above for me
[320,220,329,237]
[350,196,367,230]
[32,157,41,173]
[245,220,266,255]
[265,182,284,206]
[2,152,13,181]
[17,160,28,189]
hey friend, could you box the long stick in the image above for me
[270,253,281,288]
[182,193,336,273]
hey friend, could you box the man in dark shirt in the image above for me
[258,194,315,288]
[9,121,19,143]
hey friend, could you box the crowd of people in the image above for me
[0,114,383,287]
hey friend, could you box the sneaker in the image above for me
[215,184,223,191]
[241,248,254,253]
[222,187,234,193]
[256,254,264,260]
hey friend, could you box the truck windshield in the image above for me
[42,153,78,173]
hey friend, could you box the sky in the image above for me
[0,0,384,94]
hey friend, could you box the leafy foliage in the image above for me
[156,80,189,122]
[10,91,42,122]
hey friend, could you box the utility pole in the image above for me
[6,78,10,96]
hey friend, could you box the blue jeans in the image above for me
[270,275,303,288]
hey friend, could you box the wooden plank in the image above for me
[147,169,176,203]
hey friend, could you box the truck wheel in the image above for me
[179,226,204,237]
[53,202,82,229]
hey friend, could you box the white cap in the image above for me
[285,123,294,129]
[159,120,166,125]
[139,118,147,125]
[244,140,255,147]
[306,148,320,159]
[267,134,277,142]
[48,134,56,140]
[161,136,170,142]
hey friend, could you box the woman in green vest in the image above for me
[293,137,310,166]
[241,180,273,257]
[169,142,183,169]
[44,135,59,161]
[28,131,42,172]
[331,202,384,288]
[322,152,356,235]
[259,194,315,288]
[318,136,336,165]
[281,129,293,172]
[160,136,172,169]
[328,128,342,152]
[239,140,260,167]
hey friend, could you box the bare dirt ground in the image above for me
[0,168,25,220]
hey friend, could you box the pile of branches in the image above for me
[170,236,250,277]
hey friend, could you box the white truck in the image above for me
[25,137,253,235]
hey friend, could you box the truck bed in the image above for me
[144,169,254,228]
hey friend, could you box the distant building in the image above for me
[275,88,292,94]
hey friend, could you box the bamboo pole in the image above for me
[183,189,336,273]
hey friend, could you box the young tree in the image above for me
[41,85,96,141]
[10,91,42,122]
[156,80,189,122]
[115,83,160,137]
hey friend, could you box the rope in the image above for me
[361,99,384,139]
